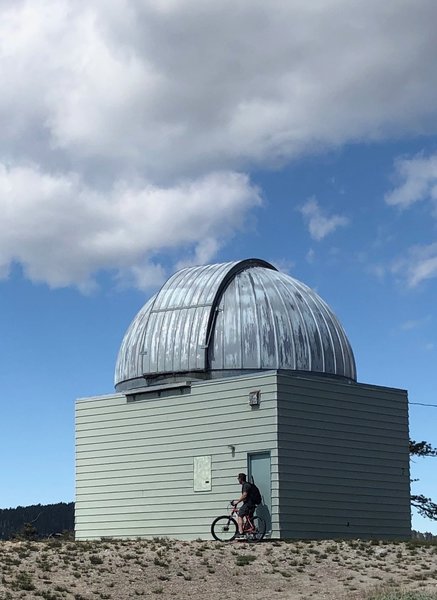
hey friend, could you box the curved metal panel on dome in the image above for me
[115,258,356,391]
[114,295,156,388]
[141,261,236,376]
[209,268,356,379]
[115,259,276,389]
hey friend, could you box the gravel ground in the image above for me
[1,537,437,600]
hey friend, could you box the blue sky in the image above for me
[1,1,437,534]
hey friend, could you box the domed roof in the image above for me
[115,258,356,391]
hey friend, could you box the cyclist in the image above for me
[232,473,255,538]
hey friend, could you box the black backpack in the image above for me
[249,481,262,505]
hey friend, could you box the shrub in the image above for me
[368,588,437,600]
[235,553,257,566]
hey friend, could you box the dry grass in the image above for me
[0,537,437,599]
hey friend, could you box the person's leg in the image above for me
[237,515,244,534]
[246,507,255,530]
[237,504,249,534]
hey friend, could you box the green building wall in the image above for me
[75,372,280,540]
[75,371,410,540]
[277,373,411,539]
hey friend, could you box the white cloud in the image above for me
[367,263,386,282]
[300,198,349,241]
[306,248,316,264]
[269,258,295,275]
[385,154,437,289]
[385,154,437,209]
[119,263,167,294]
[2,0,437,288]
[174,238,221,272]
[0,164,261,290]
[400,317,431,331]
[3,0,437,180]
[392,243,437,288]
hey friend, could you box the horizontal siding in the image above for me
[278,432,407,456]
[77,455,249,475]
[75,432,277,463]
[279,464,408,482]
[76,401,275,431]
[75,483,281,506]
[277,373,411,540]
[76,373,279,540]
[76,420,276,449]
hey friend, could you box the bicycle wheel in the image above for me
[246,516,266,542]
[211,516,238,542]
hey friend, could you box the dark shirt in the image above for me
[242,482,254,506]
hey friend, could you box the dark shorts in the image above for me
[238,503,255,518]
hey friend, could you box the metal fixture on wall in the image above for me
[249,390,261,407]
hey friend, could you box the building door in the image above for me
[248,451,271,533]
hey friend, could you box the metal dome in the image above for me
[115,258,356,391]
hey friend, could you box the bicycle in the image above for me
[210,503,266,542]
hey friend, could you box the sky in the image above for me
[1,0,436,534]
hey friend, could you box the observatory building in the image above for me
[75,259,410,540]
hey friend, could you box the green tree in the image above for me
[409,439,437,521]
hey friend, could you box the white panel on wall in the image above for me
[193,456,212,492]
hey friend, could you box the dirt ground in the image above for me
[1,537,437,600]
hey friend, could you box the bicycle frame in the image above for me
[230,505,256,532]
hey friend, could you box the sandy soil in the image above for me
[1,537,437,600]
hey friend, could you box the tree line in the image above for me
[0,502,74,540]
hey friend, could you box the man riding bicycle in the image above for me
[232,473,255,538]
[210,474,265,542]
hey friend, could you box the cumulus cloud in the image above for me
[385,153,437,209]
[385,154,437,287]
[0,164,261,290]
[174,238,222,272]
[3,0,437,179]
[300,198,349,241]
[392,243,437,288]
[2,0,437,288]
